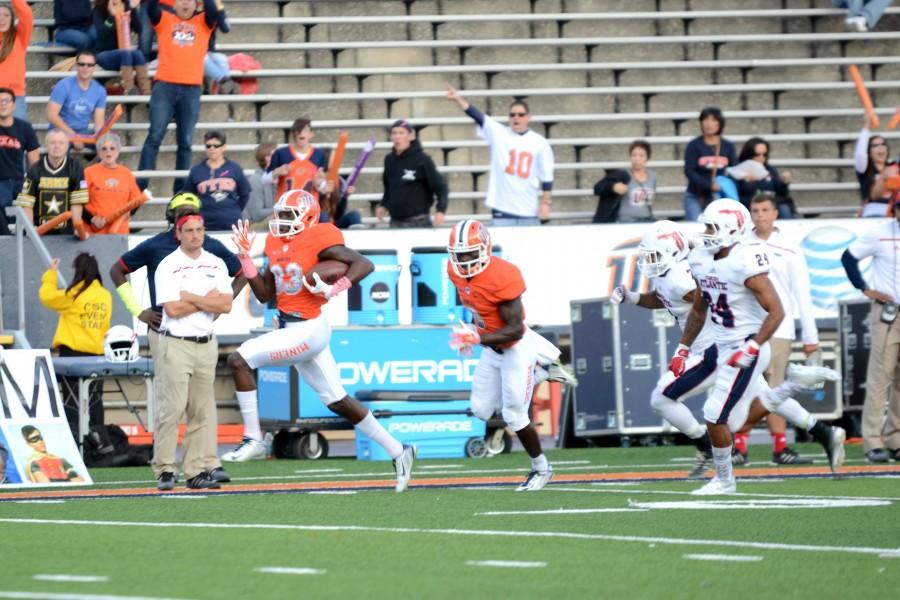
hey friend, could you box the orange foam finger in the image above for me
[848,64,881,129]
[888,108,900,130]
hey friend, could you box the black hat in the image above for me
[390,119,413,132]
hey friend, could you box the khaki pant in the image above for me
[862,302,900,452]
[151,335,219,480]
[149,328,220,472]
[765,337,793,387]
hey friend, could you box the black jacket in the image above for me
[55,0,92,30]
[381,140,448,220]
[592,169,630,223]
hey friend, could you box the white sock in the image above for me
[356,412,403,459]
[774,397,815,431]
[534,365,550,385]
[712,445,733,482]
[659,400,706,439]
[531,453,549,473]
[236,390,262,441]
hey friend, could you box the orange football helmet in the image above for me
[448,219,491,277]
[269,189,320,238]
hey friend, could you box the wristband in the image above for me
[116,281,142,317]
[331,276,352,297]
[626,289,641,304]
[238,254,258,279]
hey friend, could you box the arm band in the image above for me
[116,281,142,317]
[238,254,259,279]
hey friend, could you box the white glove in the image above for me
[449,321,481,357]
[303,272,351,300]
[611,285,640,305]
[727,339,760,369]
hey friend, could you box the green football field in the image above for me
[1,443,899,600]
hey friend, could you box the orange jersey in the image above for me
[448,256,526,348]
[0,0,33,96]
[153,10,213,85]
[83,163,143,235]
[275,147,323,201]
[265,223,344,319]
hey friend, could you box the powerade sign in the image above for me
[387,420,474,434]
[297,327,478,418]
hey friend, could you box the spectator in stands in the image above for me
[378,119,448,228]
[82,133,146,235]
[137,0,155,61]
[0,87,39,233]
[138,0,223,193]
[244,142,277,224]
[263,117,360,228]
[592,140,656,224]
[855,118,896,217]
[203,0,236,95]
[93,0,152,96]
[841,200,900,463]
[53,0,96,52]
[184,130,250,231]
[0,0,31,122]
[682,106,736,221]
[833,0,895,32]
[447,86,554,225]
[46,50,107,151]
[14,130,88,235]
[153,213,234,490]
[735,137,794,218]
[39,253,112,439]
[22,425,85,483]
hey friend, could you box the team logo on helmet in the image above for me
[269,189,320,238]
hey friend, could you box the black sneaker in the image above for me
[865,448,890,463]
[731,447,748,466]
[157,472,176,491]
[186,472,221,489]
[209,467,231,483]
[772,447,813,465]
[889,448,900,461]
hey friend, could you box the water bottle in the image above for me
[264,432,274,459]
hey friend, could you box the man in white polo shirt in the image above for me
[842,200,900,463]
[153,214,234,490]
[732,191,820,465]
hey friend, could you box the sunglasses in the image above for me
[205,143,224,149]
[26,435,42,443]
[508,112,528,118]
[76,62,96,68]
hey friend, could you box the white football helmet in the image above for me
[637,220,690,278]
[269,189,320,238]
[696,198,751,252]
[447,219,491,277]
[104,325,139,362]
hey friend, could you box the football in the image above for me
[305,260,349,285]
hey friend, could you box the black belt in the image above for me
[489,345,505,354]
[163,331,212,343]
[278,311,308,323]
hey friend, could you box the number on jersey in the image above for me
[701,291,735,328]
[270,263,304,295]
[505,150,533,179]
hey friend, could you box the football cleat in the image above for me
[786,363,840,389]
[687,450,714,479]
[516,469,553,492]
[221,437,267,462]
[393,444,417,492]
[823,426,846,474]
[186,472,221,490]
[731,447,748,466]
[772,447,813,465]
[690,477,736,495]
[547,361,578,388]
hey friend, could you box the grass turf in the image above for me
[1,443,898,600]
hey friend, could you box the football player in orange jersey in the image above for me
[447,219,573,491]
[223,190,418,491]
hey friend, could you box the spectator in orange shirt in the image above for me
[137,0,224,193]
[0,0,33,121]
[83,133,146,235]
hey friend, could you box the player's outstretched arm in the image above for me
[745,273,784,346]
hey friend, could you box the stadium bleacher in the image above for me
[19,0,900,225]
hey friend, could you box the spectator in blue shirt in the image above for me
[53,0,95,52]
[184,131,250,231]
[46,50,106,151]
[682,106,736,221]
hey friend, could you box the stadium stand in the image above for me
[17,0,900,226]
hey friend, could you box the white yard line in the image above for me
[476,508,648,515]
[254,567,326,575]
[32,576,109,583]
[417,464,464,469]
[158,496,207,500]
[292,469,344,474]
[465,560,546,568]
[683,554,763,562]
[0,592,192,600]
[14,500,66,504]
[564,485,900,502]
[1,518,898,558]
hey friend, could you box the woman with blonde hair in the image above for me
[0,0,33,120]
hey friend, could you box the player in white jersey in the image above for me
[612,221,718,478]
[447,86,554,224]
[680,199,846,495]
